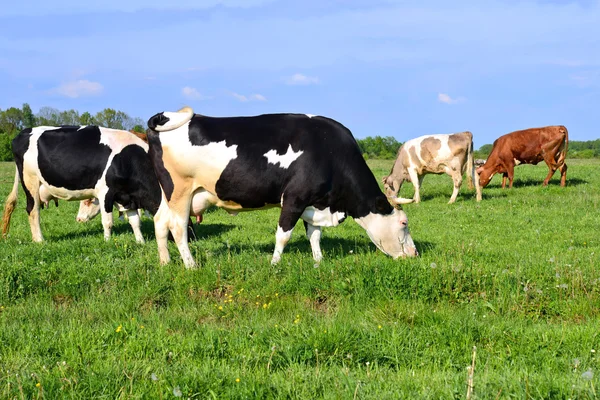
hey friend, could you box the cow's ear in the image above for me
[375,196,393,212]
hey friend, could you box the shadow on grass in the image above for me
[485,176,587,189]
[207,234,436,259]
[52,220,237,242]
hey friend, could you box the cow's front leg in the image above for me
[125,209,144,244]
[408,169,421,203]
[304,221,323,263]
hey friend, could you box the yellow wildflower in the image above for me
[116,325,122,333]
[236,378,240,383]
[36,383,41,388]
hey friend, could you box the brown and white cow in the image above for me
[476,125,568,188]
[382,131,482,204]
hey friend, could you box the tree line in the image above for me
[1,104,598,161]
[0,104,145,161]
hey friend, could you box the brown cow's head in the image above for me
[477,166,495,188]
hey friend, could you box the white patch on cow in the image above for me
[354,209,417,259]
[98,127,149,152]
[301,206,345,227]
[78,125,87,131]
[158,128,239,193]
[514,158,522,166]
[306,114,316,118]
[407,134,454,170]
[264,144,303,169]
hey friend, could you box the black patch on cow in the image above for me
[147,112,170,131]
[104,145,162,215]
[11,128,35,214]
[182,113,393,219]
[37,126,111,190]
[146,131,174,201]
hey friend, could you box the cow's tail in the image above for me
[466,132,482,201]
[1,167,20,238]
[148,106,194,132]
[557,125,569,168]
[466,132,475,189]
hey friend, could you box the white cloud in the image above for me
[232,92,248,102]
[438,93,465,105]
[286,73,320,85]
[231,92,267,102]
[251,93,267,101]
[54,79,103,98]
[182,86,209,100]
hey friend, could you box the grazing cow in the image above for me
[1,126,162,243]
[146,107,418,268]
[476,126,568,188]
[382,131,482,204]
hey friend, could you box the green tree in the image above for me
[36,106,61,125]
[79,112,96,126]
[0,107,24,134]
[94,108,131,130]
[131,125,145,133]
[22,103,36,128]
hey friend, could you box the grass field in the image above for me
[0,158,599,399]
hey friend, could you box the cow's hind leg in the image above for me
[153,199,172,266]
[303,221,323,263]
[163,188,196,268]
[125,209,145,243]
[448,172,462,204]
[559,163,567,187]
[22,175,43,242]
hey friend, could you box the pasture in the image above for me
[0,159,599,399]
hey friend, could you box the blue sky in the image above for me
[1,0,599,147]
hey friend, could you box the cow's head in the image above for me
[476,166,494,188]
[355,204,418,258]
[76,198,101,222]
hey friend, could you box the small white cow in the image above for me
[383,131,482,204]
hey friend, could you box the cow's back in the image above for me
[150,112,389,218]
[492,126,566,163]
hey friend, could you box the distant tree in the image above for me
[0,107,24,134]
[22,103,36,128]
[94,108,131,130]
[58,109,80,125]
[79,111,96,126]
[36,106,62,126]
[131,124,145,133]
[357,136,402,159]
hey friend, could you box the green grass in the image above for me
[1,159,599,399]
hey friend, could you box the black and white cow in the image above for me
[146,107,418,268]
[1,126,162,243]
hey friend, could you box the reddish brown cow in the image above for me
[477,125,568,188]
